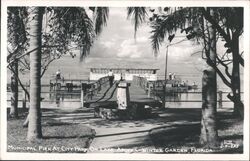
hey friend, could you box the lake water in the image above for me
[7,85,243,109]
[6,55,244,109]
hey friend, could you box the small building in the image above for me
[89,68,159,81]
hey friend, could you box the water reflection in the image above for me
[46,89,238,109]
[47,89,201,108]
[7,86,241,109]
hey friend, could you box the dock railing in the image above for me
[6,76,111,108]
[80,76,110,107]
[132,76,156,98]
[7,76,243,109]
[132,76,240,109]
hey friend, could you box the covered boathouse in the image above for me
[89,68,159,81]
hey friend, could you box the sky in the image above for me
[79,7,206,74]
[87,8,202,60]
[88,8,154,59]
[35,7,207,87]
[11,7,244,89]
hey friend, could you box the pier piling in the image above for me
[218,91,223,108]
[81,83,87,108]
[22,90,26,109]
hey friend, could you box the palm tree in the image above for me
[25,7,109,139]
[27,7,44,141]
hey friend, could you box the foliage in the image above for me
[149,7,204,54]
[92,7,109,36]
[127,7,148,39]
[149,7,243,85]
[149,7,244,118]
[7,7,28,63]
[149,7,243,57]
[7,7,108,101]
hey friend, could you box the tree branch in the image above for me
[201,7,231,44]
[201,13,232,89]
[7,39,27,62]
[40,57,56,77]
[18,58,30,70]
[238,53,244,67]
[216,55,232,79]
[8,65,30,100]
[8,45,63,66]
[206,55,232,88]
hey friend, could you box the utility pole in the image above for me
[162,46,169,108]
[161,38,187,109]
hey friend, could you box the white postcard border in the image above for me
[1,0,249,160]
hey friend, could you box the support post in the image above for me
[98,81,101,91]
[81,83,87,108]
[218,91,223,109]
[49,80,52,91]
[148,83,152,98]
[81,89,84,108]
[94,83,98,95]
[90,85,93,100]
[117,82,130,110]
[162,46,169,108]
[22,90,26,109]
[57,83,61,91]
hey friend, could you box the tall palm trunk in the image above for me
[27,7,43,141]
[200,8,219,148]
[10,59,19,118]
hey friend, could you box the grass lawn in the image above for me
[149,108,243,154]
[7,108,96,153]
[7,107,243,154]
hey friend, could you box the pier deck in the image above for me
[84,80,161,109]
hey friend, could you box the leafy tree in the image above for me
[149,7,244,118]
[149,7,244,147]
[200,8,219,147]
[7,7,28,118]
[202,7,244,117]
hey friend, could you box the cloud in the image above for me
[156,38,202,61]
[117,36,151,58]
[102,41,116,48]
[168,44,201,60]
[87,7,205,64]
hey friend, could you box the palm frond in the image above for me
[127,7,148,39]
[150,7,202,56]
[51,7,95,61]
[93,7,109,35]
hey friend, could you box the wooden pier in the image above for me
[81,76,161,109]
[7,75,235,111]
[78,76,161,119]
